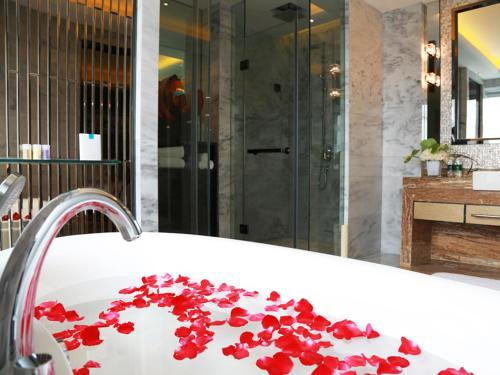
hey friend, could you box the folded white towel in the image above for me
[159,157,186,169]
[158,146,184,159]
[158,152,214,170]
[198,160,215,170]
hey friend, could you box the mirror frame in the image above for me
[451,0,500,145]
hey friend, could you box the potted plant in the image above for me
[404,138,450,177]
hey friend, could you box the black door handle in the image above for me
[247,147,290,155]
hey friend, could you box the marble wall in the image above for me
[210,2,233,238]
[381,3,426,254]
[346,0,384,259]
[440,0,500,168]
[135,0,159,231]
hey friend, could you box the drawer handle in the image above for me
[471,213,500,220]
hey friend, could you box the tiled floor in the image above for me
[359,254,401,268]
[359,253,500,280]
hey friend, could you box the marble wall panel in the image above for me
[381,3,426,254]
[347,0,384,259]
[211,2,233,238]
[135,0,159,231]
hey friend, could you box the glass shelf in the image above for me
[0,158,122,165]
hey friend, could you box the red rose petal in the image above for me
[312,364,333,375]
[262,315,280,330]
[249,313,265,322]
[228,316,248,327]
[64,339,80,351]
[294,298,313,313]
[280,316,295,326]
[366,323,380,339]
[267,291,281,301]
[80,326,103,346]
[116,322,135,334]
[398,336,421,355]
[65,310,84,322]
[53,330,73,340]
[387,356,409,368]
[438,368,474,375]
[344,355,366,367]
[311,315,331,331]
[175,326,192,337]
[72,368,89,375]
[377,360,403,374]
[83,360,101,369]
[299,351,324,366]
[230,307,249,317]
[323,356,340,370]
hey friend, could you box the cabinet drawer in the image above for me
[414,202,464,223]
[466,205,500,226]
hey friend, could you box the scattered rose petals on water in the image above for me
[35,273,474,375]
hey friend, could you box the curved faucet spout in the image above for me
[0,189,142,375]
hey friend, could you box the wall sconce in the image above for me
[424,42,440,59]
[425,40,440,88]
[329,64,341,76]
[425,72,441,87]
[329,88,341,98]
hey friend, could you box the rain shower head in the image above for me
[0,174,26,216]
[271,3,307,22]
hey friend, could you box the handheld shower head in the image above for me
[0,174,26,216]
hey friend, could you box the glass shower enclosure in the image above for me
[158,0,345,255]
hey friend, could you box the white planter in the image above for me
[426,160,441,176]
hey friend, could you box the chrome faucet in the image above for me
[0,188,142,375]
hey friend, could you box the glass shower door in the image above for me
[232,0,345,254]
[158,0,213,236]
[232,1,310,248]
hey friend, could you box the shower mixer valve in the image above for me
[323,146,333,162]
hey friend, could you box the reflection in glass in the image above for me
[453,1,500,143]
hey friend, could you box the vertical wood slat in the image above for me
[114,0,120,203]
[90,0,96,232]
[99,0,104,232]
[2,1,12,247]
[122,0,127,207]
[15,0,23,231]
[106,0,113,232]
[46,0,52,204]
[26,0,33,223]
[36,0,42,224]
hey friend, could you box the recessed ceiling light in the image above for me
[163,2,169,6]
[310,19,315,23]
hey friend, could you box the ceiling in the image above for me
[458,3,500,70]
[363,0,436,12]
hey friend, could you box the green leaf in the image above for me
[404,149,419,163]
[420,138,438,150]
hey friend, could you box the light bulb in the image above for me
[425,73,441,87]
[329,64,341,75]
[329,88,341,98]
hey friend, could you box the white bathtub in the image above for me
[1,232,499,374]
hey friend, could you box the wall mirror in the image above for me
[452,0,500,144]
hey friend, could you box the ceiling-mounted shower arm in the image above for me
[271,3,307,23]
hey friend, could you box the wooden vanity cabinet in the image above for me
[401,177,500,276]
